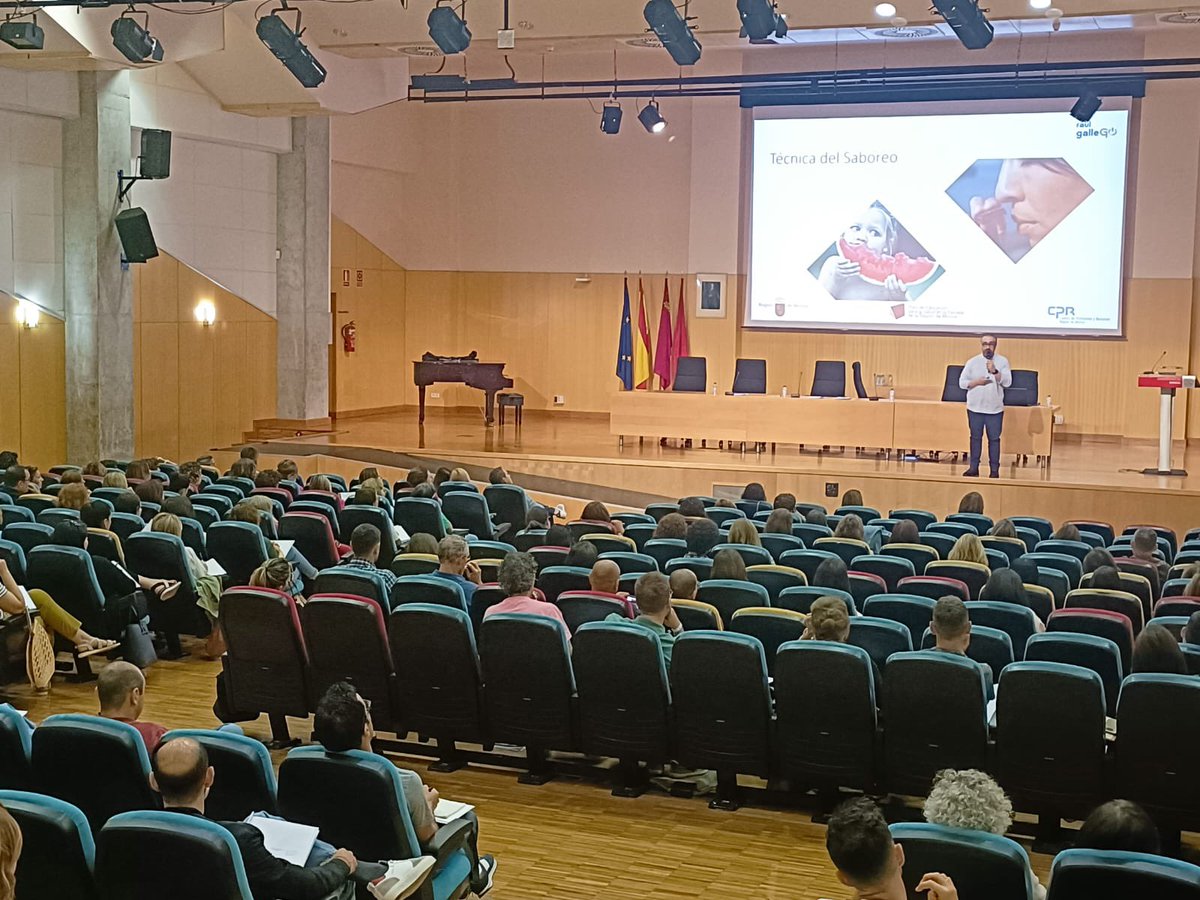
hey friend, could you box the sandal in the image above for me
[75,638,120,659]
[151,580,181,602]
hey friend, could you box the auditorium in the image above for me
[0,0,1198,897]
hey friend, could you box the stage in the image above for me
[254,407,1200,538]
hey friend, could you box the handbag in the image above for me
[122,617,158,669]
[24,614,54,693]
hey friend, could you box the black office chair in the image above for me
[942,364,968,402]
[851,361,870,399]
[810,360,846,398]
[1006,369,1039,407]
[731,358,766,394]
[674,356,707,393]
[0,790,98,900]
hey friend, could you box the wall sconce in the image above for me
[14,299,39,329]
[194,300,216,326]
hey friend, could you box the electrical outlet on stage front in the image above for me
[825,482,838,497]
[554,395,565,406]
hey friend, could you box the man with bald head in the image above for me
[153,738,434,900]
[588,559,624,596]
[98,661,168,755]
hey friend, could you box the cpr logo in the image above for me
[1047,306,1075,319]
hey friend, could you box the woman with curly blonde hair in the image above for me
[948,533,988,567]
[0,802,20,900]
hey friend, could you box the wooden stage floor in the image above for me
[265,407,1200,536]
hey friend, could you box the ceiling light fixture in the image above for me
[638,99,667,134]
[600,101,623,134]
[931,0,993,49]
[1029,0,1052,9]
[257,5,327,88]
[428,1,471,55]
[643,0,702,66]
[0,13,43,50]
[194,299,216,327]
[111,8,163,63]
[737,0,787,41]
[1070,90,1101,122]
[875,2,897,17]
[14,299,39,329]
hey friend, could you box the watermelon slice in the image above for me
[837,239,938,286]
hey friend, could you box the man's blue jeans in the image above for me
[967,410,1004,474]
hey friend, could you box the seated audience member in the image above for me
[81,460,106,478]
[958,491,984,515]
[447,467,470,485]
[98,661,168,754]
[727,519,761,547]
[834,514,865,542]
[154,736,434,900]
[764,509,794,535]
[518,505,549,536]
[171,461,204,495]
[542,525,572,548]
[714,498,736,509]
[563,541,599,570]
[1008,556,1040,589]
[344,524,400,595]
[431,468,451,488]
[980,568,1046,629]
[889,519,920,545]
[685,519,720,558]
[228,458,257,481]
[488,466,513,486]
[0,557,116,656]
[930,596,994,699]
[151,513,225,657]
[677,497,707,519]
[112,489,141,516]
[1187,570,1200,599]
[254,469,283,489]
[804,509,828,528]
[277,459,300,483]
[161,494,197,521]
[812,557,851,595]
[239,446,259,464]
[313,683,496,895]
[1075,799,1160,854]
[431,536,481,603]
[1089,565,1124,592]
[0,451,16,472]
[580,501,623,535]
[483,553,569,638]
[0,465,29,499]
[991,518,1018,539]
[60,469,83,486]
[1184,611,1200,645]
[229,502,318,588]
[588,559,625,596]
[669,569,698,602]
[772,493,797,514]
[742,482,766,503]
[1082,547,1117,576]
[826,797,959,900]
[23,467,41,493]
[57,482,91,510]
[606,572,682,668]
[102,470,129,489]
[80,500,114,533]
[1131,527,1171,585]
[403,466,430,490]
[711,548,747,581]
[50,519,173,613]
[352,487,379,508]
[653,513,688,540]
[409,483,454,534]
[0,801,19,899]
[305,474,334,494]
[1052,523,1081,543]
[948,533,988,566]
[134,479,164,508]
[923,769,1046,900]
[1131,623,1187,675]
[406,533,440,556]
[841,489,864,508]
[251,558,303,602]
[359,478,389,507]
[124,459,152,481]
[805,596,880,696]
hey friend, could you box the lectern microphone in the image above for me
[1144,350,1167,375]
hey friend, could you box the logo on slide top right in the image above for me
[946,158,1094,263]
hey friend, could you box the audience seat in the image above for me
[946,512,993,534]
[31,715,156,829]
[777,548,840,583]
[643,503,680,522]
[280,511,343,570]
[621,523,656,552]
[852,555,915,592]
[1025,632,1122,716]
[393,498,448,541]
[125,532,203,649]
[0,789,96,900]
[1161,577,1190,598]
[0,540,26,588]
[557,591,632,633]
[897,575,970,603]
[536,566,592,603]
[301,595,394,729]
[920,624,1013,683]
[847,570,887,607]
[1048,608,1134,672]
[671,632,772,809]
[889,823,1035,900]
[578,533,637,554]
[390,574,467,614]
[863,594,936,647]
[216,476,255,497]
[1153,596,1200,618]
[5,523,52,558]
[1020,583,1054,623]
[1036,566,1071,608]
[777,585,856,615]
[312,568,389,609]
[792,522,833,546]
[1065,589,1145,635]
[443,491,506,541]
[705,508,745,528]
[966,600,1040,660]
[1046,849,1200,900]
[664,557,713,582]
[191,493,234,519]
[339,506,398,564]
[728,608,806,674]
[26,546,114,641]
[391,553,441,577]
[0,506,34,528]
[598,551,658,575]
[483,484,530,533]
[927,561,990,599]
[746,564,805,602]
[927,521,977,539]
[159,730,278,821]
[890,509,937,531]
[640,539,685,570]
[708,542,772,568]
[813,537,871,567]
[881,542,939,573]
[436,480,477,499]
[567,520,613,541]
[0,705,31,791]
[848,616,912,671]
[206,521,270,588]
[696,579,769,624]
[758,533,803,561]
[980,535,1027,565]
[917,531,957,559]
[17,495,56,517]
[670,598,723,631]
[1025,552,1083,589]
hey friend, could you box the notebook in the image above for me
[244,814,319,866]
[205,559,227,578]
[433,799,474,825]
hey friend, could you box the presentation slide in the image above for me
[746,108,1131,335]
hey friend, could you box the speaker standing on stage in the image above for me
[959,334,1011,478]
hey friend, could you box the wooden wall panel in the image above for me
[18,317,67,466]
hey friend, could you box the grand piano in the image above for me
[413,353,513,426]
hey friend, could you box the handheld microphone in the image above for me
[1144,350,1167,375]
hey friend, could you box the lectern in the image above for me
[1137,373,1196,476]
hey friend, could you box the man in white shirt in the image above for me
[958,334,1012,478]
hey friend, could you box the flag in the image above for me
[615,278,633,390]
[634,278,652,389]
[671,276,690,385]
[653,278,673,390]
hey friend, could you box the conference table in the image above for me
[609,392,1058,462]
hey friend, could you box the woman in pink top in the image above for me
[483,552,570,639]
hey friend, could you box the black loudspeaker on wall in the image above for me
[115,207,158,263]
[140,128,171,179]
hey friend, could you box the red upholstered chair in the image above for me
[897,575,970,603]
[298,488,344,512]
[848,570,888,607]
[1066,589,1145,635]
[251,486,292,511]
[1154,597,1200,620]
[1048,607,1135,673]
[300,594,395,729]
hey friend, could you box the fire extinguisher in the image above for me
[340,320,357,353]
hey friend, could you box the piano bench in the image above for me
[498,392,524,426]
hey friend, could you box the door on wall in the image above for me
[329,292,338,417]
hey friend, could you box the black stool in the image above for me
[498,392,524,426]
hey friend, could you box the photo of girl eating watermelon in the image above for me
[810,201,943,302]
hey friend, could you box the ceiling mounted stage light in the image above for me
[638,99,667,134]
[111,10,163,63]
[600,102,623,135]
[643,0,702,66]
[257,7,327,88]
[931,0,993,49]
[874,2,897,16]
[428,2,471,55]
[1070,90,1101,122]
[0,15,43,50]
[737,0,787,41]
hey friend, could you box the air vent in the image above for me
[1158,11,1200,24]
[402,45,444,57]
[872,25,941,38]
[624,35,665,48]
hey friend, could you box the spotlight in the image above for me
[638,100,667,134]
[737,0,787,41]
[256,9,327,88]
[1070,90,1101,122]
[110,12,163,63]
[931,0,993,50]
[428,3,471,55]
[194,300,216,326]
[1029,0,1051,8]
[874,2,896,16]
[14,300,39,329]
[600,102,623,135]
[643,0,702,66]
[0,16,43,51]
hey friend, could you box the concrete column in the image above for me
[62,71,135,462]
[276,117,331,422]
